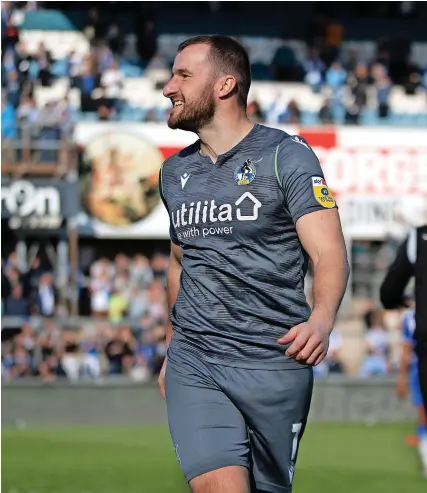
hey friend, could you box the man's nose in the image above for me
[163,78,178,98]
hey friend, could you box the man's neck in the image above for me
[197,113,254,163]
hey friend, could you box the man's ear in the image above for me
[217,75,238,99]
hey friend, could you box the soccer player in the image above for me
[396,309,427,456]
[158,35,350,493]
[381,225,427,477]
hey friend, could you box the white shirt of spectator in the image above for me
[39,284,55,316]
[90,278,110,312]
[365,328,389,355]
[101,68,124,99]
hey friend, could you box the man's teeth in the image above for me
[173,101,184,107]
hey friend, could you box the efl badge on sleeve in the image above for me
[312,176,336,208]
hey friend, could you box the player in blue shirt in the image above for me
[396,309,427,471]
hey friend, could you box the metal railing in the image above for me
[1,123,77,178]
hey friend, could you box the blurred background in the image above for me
[1,1,427,492]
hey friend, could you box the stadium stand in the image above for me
[2,2,427,135]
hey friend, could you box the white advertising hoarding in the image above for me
[74,124,427,239]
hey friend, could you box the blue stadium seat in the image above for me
[118,60,144,78]
[78,112,98,122]
[300,111,319,126]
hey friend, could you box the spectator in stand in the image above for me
[360,309,391,377]
[35,273,58,317]
[61,330,81,381]
[5,69,20,108]
[108,288,128,323]
[36,319,64,382]
[2,341,15,379]
[318,98,334,124]
[247,100,264,123]
[97,44,115,73]
[81,330,102,379]
[2,17,19,53]
[314,329,344,377]
[22,256,44,300]
[21,323,36,358]
[145,279,167,321]
[150,253,168,283]
[303,48,325,93]
[325,62,346,97]
[1,93,18,162]
[104,325,135,375]
[100,59,124,109]
[128,287,149,320]
[4,285,30,316]
[374,42,391,73]
[15,41,34,94]
[36,42,53,87]
[344,48,359,74]
[278,98,301,124]
[90,270,111,317]
[7,268,23,294]
[71,57,101,112]
[371,63,392,118]
[4,251,22,273]
[271,39,300,82]
[2,260,12,311]
[405,70,421,96]
[10,345,32,379]
[131,254,154,288]
[36,102,63,162]
[345,63,368,124]
[17,94,39,125]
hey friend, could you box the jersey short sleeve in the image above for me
[275,136,338,223]
[159,166,179,245]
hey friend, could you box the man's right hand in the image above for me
[158,356,167,399]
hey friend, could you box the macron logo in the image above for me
[181,173,191,189]
[291,136,310,150]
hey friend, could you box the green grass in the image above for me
[2,423,426,493]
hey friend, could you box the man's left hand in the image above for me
[277,320,331,365]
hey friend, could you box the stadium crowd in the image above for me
[1,247,403,382]
[2,1,426,139]
[1,250,169,382]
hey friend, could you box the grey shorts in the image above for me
[165,343,313,493]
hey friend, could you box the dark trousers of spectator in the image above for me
[2,139,16,163]
[378,103,389,119]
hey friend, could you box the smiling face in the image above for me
[163,43,216,132]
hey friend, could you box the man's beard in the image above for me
[167,85,215,132]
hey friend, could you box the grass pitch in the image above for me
[2,423,426,493]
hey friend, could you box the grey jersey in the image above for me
[160,124,338,368]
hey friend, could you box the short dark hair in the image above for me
[177,35,251,108]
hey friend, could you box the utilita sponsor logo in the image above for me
[172,192,262,239]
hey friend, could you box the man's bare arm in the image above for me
[159,241,182,399]
[278,209,350,364]
[165,241,183,348]
[297,208,350,330]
